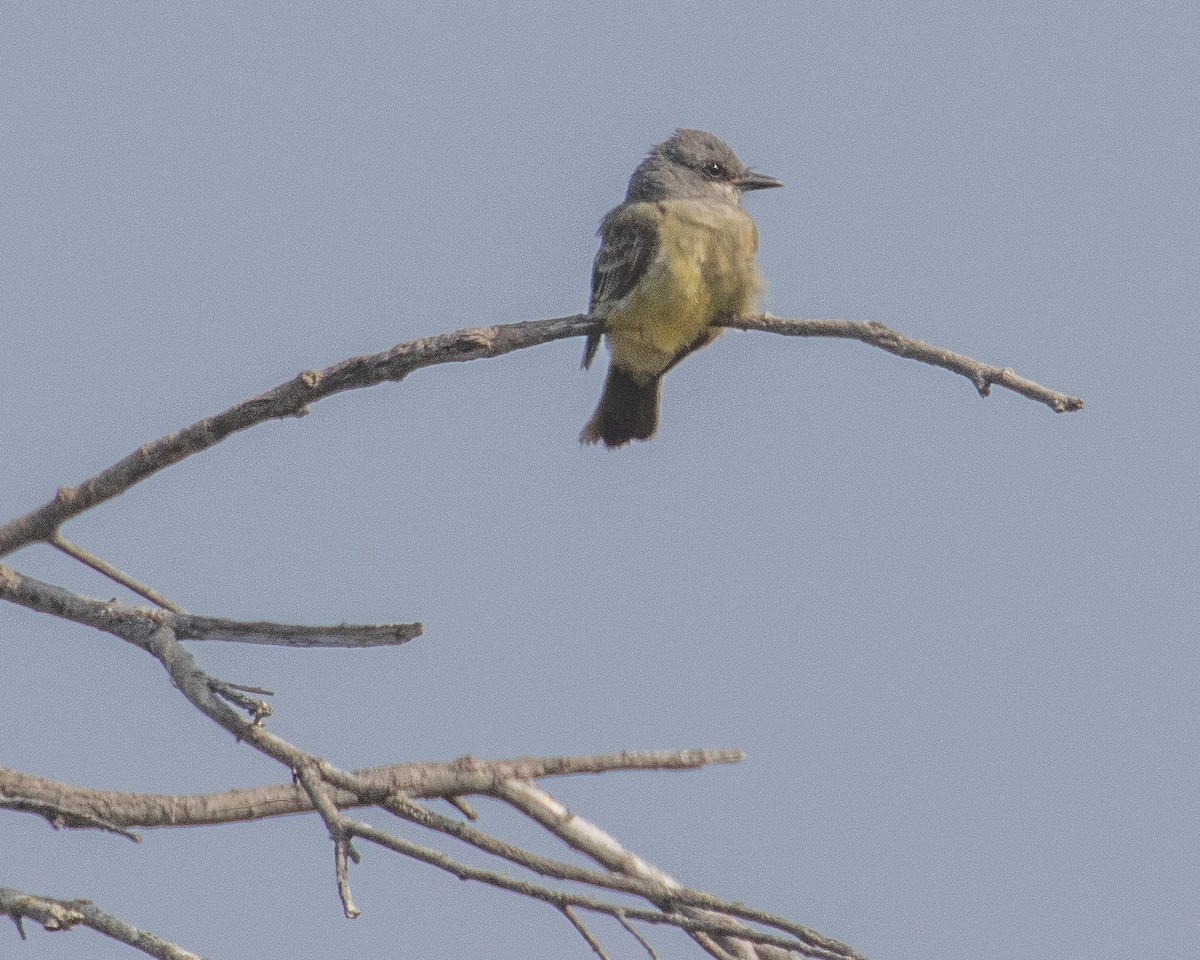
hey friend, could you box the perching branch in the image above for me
[0,313,1079,560]
[724,315,1084,413]
[0,314,588,559]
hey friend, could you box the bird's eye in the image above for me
[704,161,726,178]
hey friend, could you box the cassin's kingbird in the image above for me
[580,129,782,448]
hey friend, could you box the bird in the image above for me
[580,128,782,448]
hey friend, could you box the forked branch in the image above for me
[0,312,1076,959]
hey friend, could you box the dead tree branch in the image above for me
[0,565,420,650]
[3,560,831,957]
[0,887,203,960]
[0,750,740,831]
[0,795,140,842]
[725,315,1083,413]
[0,311,1072,959]
[0,313,1080,560]
[497,779,860,960]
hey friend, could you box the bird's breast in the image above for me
[606,201,762,377]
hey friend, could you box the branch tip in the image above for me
[617,910,660,960]
[561,905,613,960]
[448,796,480,820]
[208,678,274,723]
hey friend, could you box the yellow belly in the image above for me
[605,200,762,378]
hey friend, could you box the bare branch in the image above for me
[385,793,663,901]
[447,795,479,820]
[0,795,140,842]
[211,679,275,696]
[50,534,185,612]
[0,567,314,778]
[207,678,273,723]
[0,887,205,960]
[295,763,362,919]
[618,910,661,960]
[1,561,794,950]
[2,768,840,957]
[0,313,1079,558]
[723,314,1084,413]
[0,564,420,650]
[497,780,863,960]
[497,778,666,880]
[0,315,591,557]
[0,747,741,830]
[562,904,612,960]
[0,310,994,960]
[176,614,422,648]
[346,813,843,957]
[692,933,743,960]
[380,792,854,958]
[1,555,854,956]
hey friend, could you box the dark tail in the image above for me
[580,365,661,448]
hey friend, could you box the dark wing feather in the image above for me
[582,204,660,369]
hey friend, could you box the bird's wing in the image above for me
[583,202,661,370]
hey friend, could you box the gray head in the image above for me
[624,128,783,204]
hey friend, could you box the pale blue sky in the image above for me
[3,3,1196,959]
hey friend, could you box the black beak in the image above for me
[735,171,784,191]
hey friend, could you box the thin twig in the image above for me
[295,763,362,919]
[388,789,854,960]
[207,678,273,723]
[383,791,857,960]
[50,534,185,612]
[212,679,275,696]
[447,795,479,820]
[498,779,863,960]
[617,910,660,960]
[0,796,141,842]
[562,904,612,960]
[345,815,845,958]
[0,887,205,960]
[334,838,360,919]
[723,314,1084,413]
[690,931,743,960]
[385,793,664,902]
